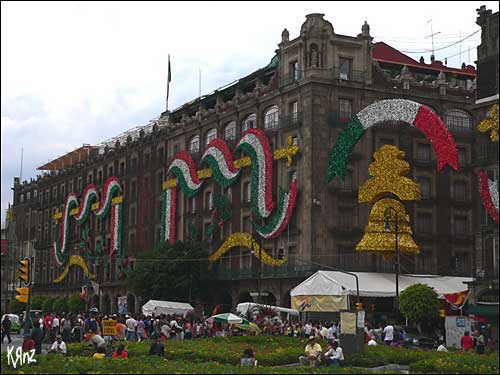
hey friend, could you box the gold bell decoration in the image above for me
[356,198,419,260]
[356,145,421,259]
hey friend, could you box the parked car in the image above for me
[395,326,438,349]
[2,314,21,334]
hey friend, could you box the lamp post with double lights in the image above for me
[384,206,400,316]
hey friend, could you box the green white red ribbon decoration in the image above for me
[201,138,240,187]
[95,177,122,218]
[478,170,499,223]
[110,202,123,258]
[74,184,99,223]
[51,193,79,266]
[327,99,459,182]
[168,151,203,198]
[161,187,177,243]
[255,179,298,239]
[236,128,275,219]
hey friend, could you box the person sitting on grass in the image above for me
[149,337,165,356]
[85,331,106,348]
[326,341,344,366]
[93,345,106,360]
[22,333,35,352]
[240,348,257,366]
[436,341,448,352]
[48,334,67,355]
[299,336,322,367]
[368,335,377,346]
[112,344,129,358]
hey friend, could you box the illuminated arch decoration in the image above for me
[161,130,300,264]
[327,99,459,182]
[477,171,499,224]
[54,255,96,283]
[52,176,124,270]
[208,232,287,266]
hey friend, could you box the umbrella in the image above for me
[235,322,261,332]
[208,313,249,325]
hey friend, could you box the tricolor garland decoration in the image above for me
[95,177,122,219]
[208,232,287,266]
[201,138,240,187]
[255,179,298,239]
[51,193,79,266]
[236,129,275,219]
[477,170,499,223]
[167,151,204,198]
[161,187,177,244]
[327,99,459,182]
[74,184,99,223]
[110,203,123,258]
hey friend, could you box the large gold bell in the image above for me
[356,198,419,260]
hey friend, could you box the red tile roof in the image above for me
[372,42,476,77]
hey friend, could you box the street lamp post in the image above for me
[384,206,400,317]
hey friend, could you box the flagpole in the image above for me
[166,54,171,112]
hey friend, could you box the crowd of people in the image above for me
[3,309,496,368]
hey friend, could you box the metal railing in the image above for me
[278,112,302,129]
[279,70,302,87]
[329,111,352,127]
[332,67,366,83]
[473,143,499,165]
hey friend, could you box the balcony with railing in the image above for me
[279,112,302,129]
[331,68,366,83]
[279,70,302,87]
[329,111,352,128]
[473,143,499,166]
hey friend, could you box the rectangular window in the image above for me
[339,98,352,120]
[131,157,138,171]
[455,252,470,275]
[190,197,196,214]
[108,166,114,177]
[131,181,137,198]
[457,147,467,167]
[290,61,299,81]
[77,177,82,192]
[98,170,103,184]
[417,213,432,233]
[205,191,213,210]
[338,57,351,80]
[417,143,431,161]
[243,182,251,203]
[244,216,252,233]
[130,207,136,226]
[418,177,431,199]
[454,216,468,234]
[290,101,298,123]
[454,181,467,201]
[53,186,58,199]
[338,207,353,229]
[119,162,125,176]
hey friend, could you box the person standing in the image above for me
[61,314,72,343]
[460,331,474,352]
[136,317,146,342]
[51,314,60,343]
[383,323,394,346]
[1,315,12,344]
[125,315,137,341]
[475,330,486,354]
[31,320,43,354]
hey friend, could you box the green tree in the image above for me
[31,295,48,310]
[9,299,26,314]
[68,294,86,313]
[126,240,215,304]
[399,283,440,331]
[52,297,68,313]
[42,297,54,312]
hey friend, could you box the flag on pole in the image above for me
[444,290,469,309]
[90,280,100,295]
[166,54,172,111]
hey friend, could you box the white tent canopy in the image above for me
[290,271,473,299]
[142,300,194,317]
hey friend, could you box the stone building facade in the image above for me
[8,13,483,313]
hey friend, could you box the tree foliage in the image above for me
[9,298,26,314]
[68,294,86,313]
[52,297,68,313]
[42,297,54,312]
[31,295,48,310]
[399,283,440,326]
[126,240,216,304]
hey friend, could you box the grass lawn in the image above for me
[2,336,498,374]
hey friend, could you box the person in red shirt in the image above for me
[112,344,129,358]
[22,334,36,352]
[460,330,474,352]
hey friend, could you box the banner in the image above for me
[340,311,357,335]
[444,290,469,309]
[291,295,348,312]
[445,316,471,349]
[118,296,128,314]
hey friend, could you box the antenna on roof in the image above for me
[425,19,441,62]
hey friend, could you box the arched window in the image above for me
[205,128,217,145]
[189,135,200,153]
[264,105,279,130]
[224,121,237,141]
[242,113,256,132]
[445,109,472,130]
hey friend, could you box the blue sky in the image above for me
[2,1,498,222]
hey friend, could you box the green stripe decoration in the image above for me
[326,116,365,182]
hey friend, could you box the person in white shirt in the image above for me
[324,342,344,366]
[125,315,138,341]
[368,337,378,346]
[326,324,336,343]
[49,335,67,355]
[303,322,312,337]
[436,341,448,352]
[383,324,394,345]
[320,325,328,339]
